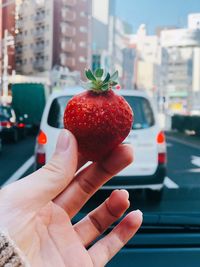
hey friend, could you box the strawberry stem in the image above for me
[83,68,119,93]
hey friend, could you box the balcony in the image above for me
[16,20,23,29]
[61,41,76,52]
[36,5,45,11]
[62,9,76,22]
[15,34,23,43]
[33,44,45,54]
[62,0,77,7]
[60,54,75,68]
[34,29,45,39]
[35,13,45,24]
[16,63,23,73]
[15,46,23,54]
[33,59,45,70]
[61,25,76,37]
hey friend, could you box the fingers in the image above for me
[74,189,130,247]
[0,130,78,213]
[89,210,143,267]
[54,144,133,218]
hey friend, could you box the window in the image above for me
[48,96,72,128]
[45,55,49,61]
[80,11,87,17]
[79,41,86,47]
[48,96,154,130]
[24,30,28,35]
[79,26,87,33]
[123,96,155,129]
[79,56,86,62]
[45,24,49,31]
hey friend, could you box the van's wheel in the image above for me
[146,188,163,202]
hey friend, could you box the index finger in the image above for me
[54,144,133,218]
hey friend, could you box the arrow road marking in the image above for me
[2,156,34,186]
[164,177,179,189]
[191,156,200,167]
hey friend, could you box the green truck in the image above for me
[11,83,47,131]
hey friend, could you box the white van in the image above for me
[35,87,167,199]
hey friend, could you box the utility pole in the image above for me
[0,0,15,103]
[1,29,14,103]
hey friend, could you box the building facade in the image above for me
[160,22,200,114]
[15,0,92,77]
[130,24,161,95]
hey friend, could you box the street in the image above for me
[1,133,200,212]
[0,136,35,185]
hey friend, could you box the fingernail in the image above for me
[120,189,129,199]
[134,209,143,217]
[56,130,70,153]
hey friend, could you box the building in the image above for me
[91,0,109,71]
[91,0,132,82]
[188,13,200,29]
[122,47,135,89]
[0,0,16,76]
[15,0,92,78]
[0,0,16,100]
[160,25,200,114]
[130,24,161,95]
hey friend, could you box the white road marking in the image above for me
[102,176,179,190]
[167,136,200,150]
[3,156,35,186]
[188,168,200,173]
[191,156,200,167]
[164,177,179,189]
[167,143,173,147]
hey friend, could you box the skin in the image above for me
[0,130,142,267]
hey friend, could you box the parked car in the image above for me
[35,87,167,199]
[0,105,19,142]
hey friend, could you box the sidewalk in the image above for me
[166,131,200,147]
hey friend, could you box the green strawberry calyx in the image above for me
[81,68,119,93]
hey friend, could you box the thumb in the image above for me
[1,130,78,213]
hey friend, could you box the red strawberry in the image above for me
[64,68,133,161]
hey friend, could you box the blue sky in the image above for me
[116,0,200,34]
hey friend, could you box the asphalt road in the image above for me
[167,135,200,187]
[0,136,36,185]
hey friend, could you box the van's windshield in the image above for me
[47,95,155,129]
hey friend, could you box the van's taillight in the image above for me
[36,130,47,169]
[158,153,166,164]
[157,131,167,165]
[157,131,165,144]
[37,130,47,145]
[36,153,46,165]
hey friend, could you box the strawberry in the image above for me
[64,68,133,161]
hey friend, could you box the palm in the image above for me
[17,202,93,267]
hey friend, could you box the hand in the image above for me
[0,130,142,267]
